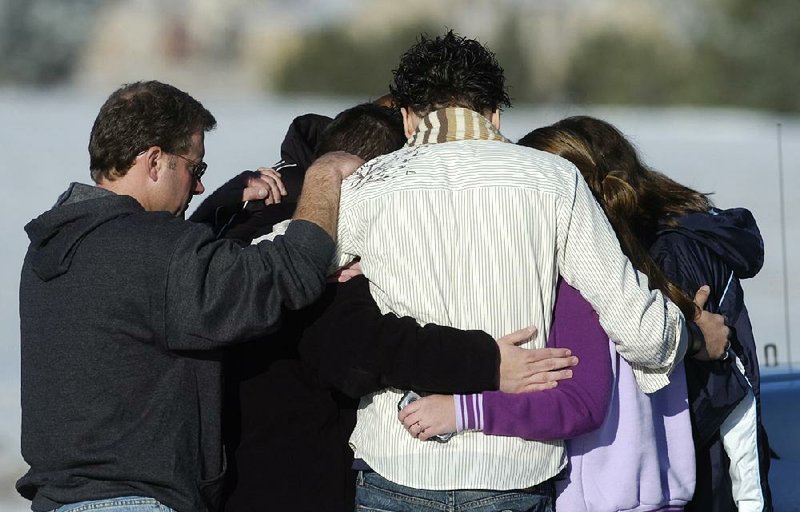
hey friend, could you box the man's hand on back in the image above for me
[496,326,578,393]
[293,151,365,240]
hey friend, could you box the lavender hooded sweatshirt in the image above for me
[458,280,695,511]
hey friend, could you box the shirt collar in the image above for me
[407,107,510,146]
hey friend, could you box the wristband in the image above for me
[686,321,705,357]
[455,394,484,432]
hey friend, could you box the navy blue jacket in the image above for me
[650,207,772,512]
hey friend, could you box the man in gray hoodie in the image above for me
[17,80,362,512]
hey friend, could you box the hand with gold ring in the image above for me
[398,394,456,441]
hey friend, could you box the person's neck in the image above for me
[97,175,151,211]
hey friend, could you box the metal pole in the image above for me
[777,123,792,369]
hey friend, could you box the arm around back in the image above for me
[556,169,684,392]
[164,151,363,351]
[301,276,500,398]
[164,219,334,350]
[293,151,364,240]
[480,279,612,440]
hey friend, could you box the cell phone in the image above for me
[397,390,454,443]
[397,390,422,411]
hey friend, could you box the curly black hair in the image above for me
[390,30,511,116]
[89,81,216,183]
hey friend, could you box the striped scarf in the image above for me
[407,107,510,146]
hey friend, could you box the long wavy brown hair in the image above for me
[518,115,712,319]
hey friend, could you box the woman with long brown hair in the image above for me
[518,116,771,512]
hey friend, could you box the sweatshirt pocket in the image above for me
[199,468,226,512]
[199,449,227,512]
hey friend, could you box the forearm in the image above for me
[165,220,333,350]
[459,281,612,440]
[477,375,609,440]
[303,277,499,398]
[557,174,684,391]
[293,152,363,240]
[293,171,341,240]
[381,322,499,394]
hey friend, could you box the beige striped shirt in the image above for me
[335,107,686,491]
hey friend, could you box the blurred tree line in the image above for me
[0,0,103,85]
[562,0,800,111]
[274,0,800,112]
[1,0,797,112]
[274,23,442,99]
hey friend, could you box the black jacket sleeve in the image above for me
[188,114,333,243]
[187,171,301,244]
[187,171,252,230]
[299,276,500,398]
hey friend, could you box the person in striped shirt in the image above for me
[334,31,731,511]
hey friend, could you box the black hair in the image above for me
[314,103,405,161]
[390,30,511,116]
[89,80,216,183]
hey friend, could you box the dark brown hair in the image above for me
[314,103,405,161]
[519,116,712,318]
[89,81,216,183]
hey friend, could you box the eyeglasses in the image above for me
[135,148,208,181]
[174,153,208,181]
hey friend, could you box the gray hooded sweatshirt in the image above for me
[18,183,333,511]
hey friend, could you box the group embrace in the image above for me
[19,31,771,512]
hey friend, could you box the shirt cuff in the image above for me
[630,302,687,393]
[454,394,484,432]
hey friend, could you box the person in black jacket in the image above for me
[189,113,333,241]
[192,102,579,511]
[521,115,772,512]
[17,81,364,512]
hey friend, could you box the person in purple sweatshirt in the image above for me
[399,280,703,512]
[399,116,743,512]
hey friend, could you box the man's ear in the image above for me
[490,109,501,130]
[144,147,162,182]
[400,107,419,139]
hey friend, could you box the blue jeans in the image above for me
[355,470,555,512]
[54,496,176,512]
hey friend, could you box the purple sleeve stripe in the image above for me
[455,394,485,431]
[464,395,475,430]
[461,395,469,430]
[454,395,465,432]
[474,394,484,430]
